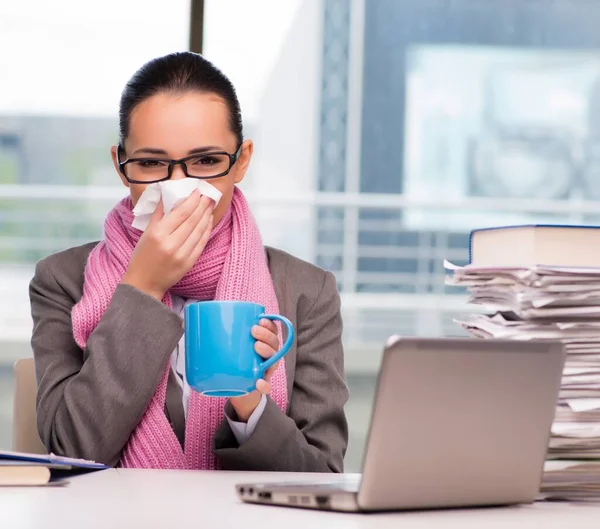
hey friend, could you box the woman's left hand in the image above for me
[229,319,280,422]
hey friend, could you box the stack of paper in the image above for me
[542,460,600,500]
[445,260,600,460]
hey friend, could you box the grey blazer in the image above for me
[29,243,348,471]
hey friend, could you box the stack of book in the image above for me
[446,224,600,500]
[0,450,106,486]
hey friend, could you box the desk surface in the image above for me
[1,469,599,529]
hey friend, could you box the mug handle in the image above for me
[257,313,295,373]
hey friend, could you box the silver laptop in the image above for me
[236,336,566,512]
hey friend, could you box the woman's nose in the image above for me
[170,163,187,180]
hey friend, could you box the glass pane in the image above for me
[6,0,599,473]
[206,0,600,472]
[0,0,190,450]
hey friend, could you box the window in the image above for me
[203,0,600,469]
[3,0,597,473]
[0,0,190,452]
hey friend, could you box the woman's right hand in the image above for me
[122,190,214,301]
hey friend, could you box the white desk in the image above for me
[1,469,599,529]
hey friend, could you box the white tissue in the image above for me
[132,179,222,231]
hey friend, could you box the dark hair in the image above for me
[118,51,243,148]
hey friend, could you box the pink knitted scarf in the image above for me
[71,187,288,469]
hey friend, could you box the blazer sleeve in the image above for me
[212,270,349,472]
[29,257,183,466]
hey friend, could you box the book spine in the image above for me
[468,230,476,264]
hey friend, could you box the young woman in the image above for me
[29,52,348,472]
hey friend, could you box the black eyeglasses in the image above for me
[117,145,243,184]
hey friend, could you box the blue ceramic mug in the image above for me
[184,301,295,397]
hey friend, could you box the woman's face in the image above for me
[111,91,252,226]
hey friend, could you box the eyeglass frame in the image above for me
[116,144,243,184]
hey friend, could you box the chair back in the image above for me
[13,357,47,454]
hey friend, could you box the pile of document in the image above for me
[542,460,600,500]
[445,260,600,499]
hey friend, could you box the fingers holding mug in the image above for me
[255,378,272,395]
[252,319,281,392]
[252,319,279,358]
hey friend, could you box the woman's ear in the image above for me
[111,145,130,188]
[233,139,253,184]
